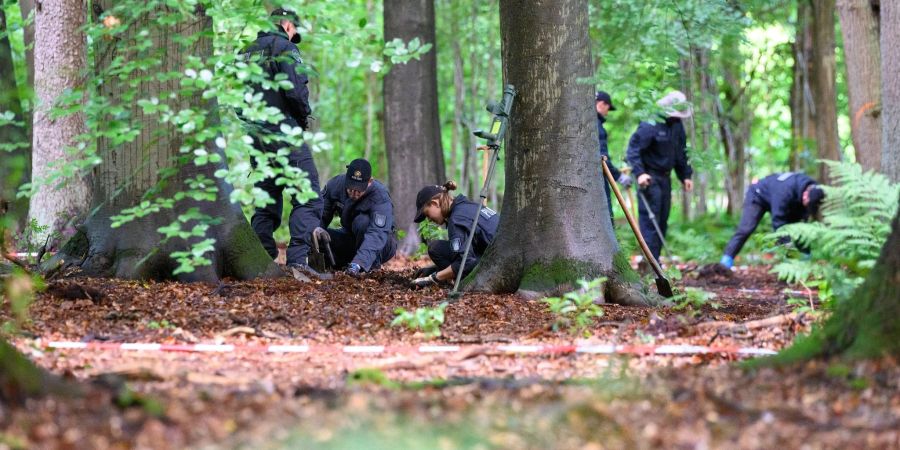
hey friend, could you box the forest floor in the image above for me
[3,258,899,449]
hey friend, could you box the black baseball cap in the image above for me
[595,91,616,110]
[345,158,371,192]
[414,185,444,223]
[271,8,301,44]
[806,185,826,216]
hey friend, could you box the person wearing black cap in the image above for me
[410,182,500,288]
[626,91,695,262]
[718,172,826,269]
[240,8,326,279]
[595,90,632,222]
[314,159,397,277]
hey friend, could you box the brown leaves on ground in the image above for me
[2,264,897,449]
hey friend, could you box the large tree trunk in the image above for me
[467,0,648,306]
[0,8,29,227]
[810,0,843,182]
[383,0,446,255]
[791,1,818,173]
[882,0,900,182]
[838,0,882,172]
[56,3,277,282]
[28,0,91,243]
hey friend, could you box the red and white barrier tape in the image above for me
[42,341,777,357]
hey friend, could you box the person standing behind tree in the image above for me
[595,90,632,222]
[313,159,397,277]
[240,8,328,280]
[625,91,694,262]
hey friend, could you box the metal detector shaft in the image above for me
[451,145,501,297]
[636,189,670,252]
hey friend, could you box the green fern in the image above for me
[768,161,899,305]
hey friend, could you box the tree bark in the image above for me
[791,1,817,173]
[882,0,900,182]
[0,8,29,227]
[810,0,843,182]
[838,0,883,172]
[466,0,649,306]
[28,0,91,243]
[55,3,278,282]
[383,0,446,255]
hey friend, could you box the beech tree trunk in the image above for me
[0,8,29,226]
[28,0,91,242]
[838,0,882,172]
[466,0,647,306]
[809,0,843,182]
[56,4,278,282]
[383,0,446,255]
[882,0,900,182]
[791,1,817,173]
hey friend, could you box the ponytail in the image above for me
[433,181,457,218]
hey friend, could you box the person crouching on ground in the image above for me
[718,172,826,269]
[313,158,397,278]
[410,181,500,288]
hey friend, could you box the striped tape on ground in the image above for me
[42,341,778,357]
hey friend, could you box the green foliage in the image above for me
[769,161,899,306]
[542,278,605,337]
[146,319,176,330]
[391,302,447,338]
[671,287,718,315]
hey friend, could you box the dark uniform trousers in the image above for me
[426,240,479,278]
[723,187,767,258]
[326,214,397,270]
[638,173,671,261]
[250,136,323,266]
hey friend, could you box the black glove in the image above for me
[414,265,438,278]
[312,227,330,252]
[411,273,438,289]
[346,263,362,278]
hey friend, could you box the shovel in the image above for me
[601,157,673,298]
[636,189,670,255]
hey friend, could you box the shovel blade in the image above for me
[655,277,674,298]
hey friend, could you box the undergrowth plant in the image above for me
[768,161,899,307]
[543,278,605,337]
[671,287,719,316]
[391,302,447,338]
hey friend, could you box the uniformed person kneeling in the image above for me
[411,181,499,288]
[313,159,397,277]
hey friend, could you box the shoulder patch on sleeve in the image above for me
[451,238,462,253]
[374,213,387,228]
[290,49,303,64]
[480,207,497,219]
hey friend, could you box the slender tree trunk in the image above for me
[56,3,277,282]
[790,2,817,173]
[810,0,843,182]
[19,0,34,90]
[838,0,883,172]
[467,0,648,306]
[28,0,91,244]
[0,8,29,226]
[383,0,446,255]
[882,0,900,182]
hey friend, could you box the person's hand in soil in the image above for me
[414,265,438,278]
[411,273,439,289]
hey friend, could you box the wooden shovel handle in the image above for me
[601,157,667,279]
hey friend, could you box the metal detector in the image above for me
[448,84,516,300]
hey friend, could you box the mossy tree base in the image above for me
[769,198,900,365]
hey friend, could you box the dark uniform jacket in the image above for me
[598,115,621,179]
[625,117,692,182]
[321,176,394,271]
[751,172,818,229]
[240,30,311,131]
[445,195,499,275]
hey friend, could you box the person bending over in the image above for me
[410,181,499,288]
[313,159,397,277]
[719,172,826,269]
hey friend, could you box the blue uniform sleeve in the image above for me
[598,122,621,179]
[277,43,312,129]
[625,124,653,178]
[673,123,693,182]
[446,216,478,276]
[351,198,394,271]
[320,177,339,228]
